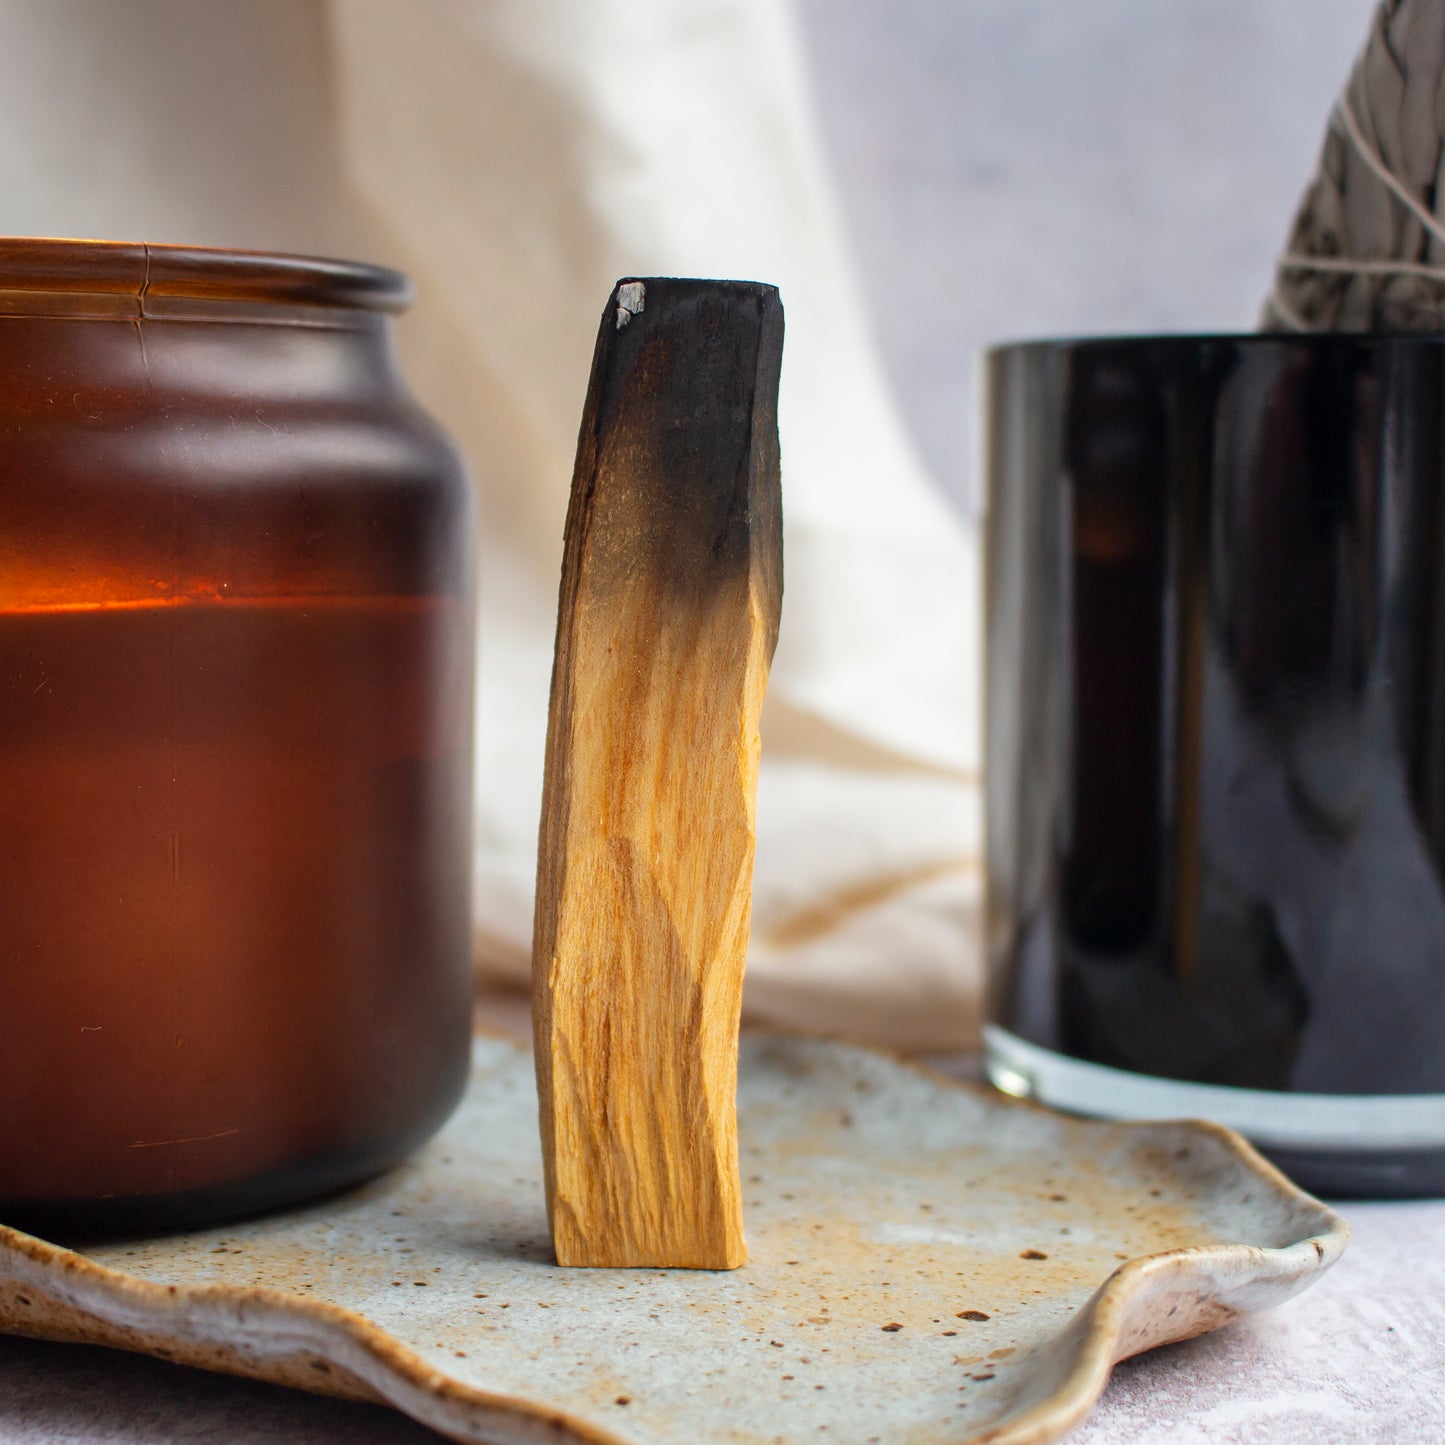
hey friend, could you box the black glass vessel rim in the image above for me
[988,331,1445,360]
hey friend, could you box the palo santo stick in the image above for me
[532,277,784,1270]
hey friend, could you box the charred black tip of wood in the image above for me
[600,278,784,381]
[607,276,781,328]
[577,278,784,610]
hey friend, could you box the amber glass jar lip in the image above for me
[0,237,411,314]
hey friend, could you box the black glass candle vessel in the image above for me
[985,334,1445,1198]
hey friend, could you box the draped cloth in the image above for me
[0,0,980,1050]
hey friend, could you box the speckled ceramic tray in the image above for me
[0,1034,1346,1445]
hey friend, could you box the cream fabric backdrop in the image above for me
[0,0,980,1049]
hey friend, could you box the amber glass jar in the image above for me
[0,240,475,1234]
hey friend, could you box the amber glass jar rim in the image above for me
[0,237,411,314]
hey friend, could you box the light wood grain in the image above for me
[532,278,784,1269]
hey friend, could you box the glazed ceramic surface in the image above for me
[0,1035,1346,1445]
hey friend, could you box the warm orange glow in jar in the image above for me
[0,240,476,1233]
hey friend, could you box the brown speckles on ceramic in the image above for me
[0,1035,1346,1445]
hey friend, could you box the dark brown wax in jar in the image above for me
[0,240,475,1233]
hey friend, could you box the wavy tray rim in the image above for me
[0,1034,1350,1445]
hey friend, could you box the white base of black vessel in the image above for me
[985,1026,1445,1198]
